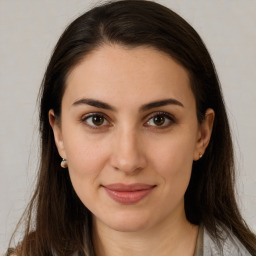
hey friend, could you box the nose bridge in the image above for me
[110,125,146,173]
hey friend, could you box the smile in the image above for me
[102,183,156,204]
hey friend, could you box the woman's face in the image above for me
[50,45,213,232]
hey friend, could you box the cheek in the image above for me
[62,123,109,174]
[148,133,196,191]
[61,128,110,200]
[64,138,109,209]
[67,143,105,174]
[151,134,195,171]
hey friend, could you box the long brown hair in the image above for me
[8,0,256,255]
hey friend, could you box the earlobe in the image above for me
[49,110,67,159]
[194,108,215,160]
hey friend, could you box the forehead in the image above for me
[64,44,194,109]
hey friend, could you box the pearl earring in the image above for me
[199,152,203,159]
[61,158,68,168]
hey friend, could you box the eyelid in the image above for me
[144,111,176,127]
[80,112,112,129]
[79,111,175,130]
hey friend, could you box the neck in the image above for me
[92,208,199,256]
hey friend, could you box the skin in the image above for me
[49,44,214,256]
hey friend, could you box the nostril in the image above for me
[110,154,146,173]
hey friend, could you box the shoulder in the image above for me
[5,247,20,256]
[203,225,252,256]
[5,251,17,256]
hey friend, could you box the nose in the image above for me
[110,128,147,174]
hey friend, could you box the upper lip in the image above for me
[102,183,156,192]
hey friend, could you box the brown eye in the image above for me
[92,115,104,126]
[146,113,174,127]
[83,114,109,127]
[153,115,165,126]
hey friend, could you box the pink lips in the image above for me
[102,183,156,204]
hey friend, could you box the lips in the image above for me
[102,183,156,204]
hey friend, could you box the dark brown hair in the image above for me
[8,0,256,255]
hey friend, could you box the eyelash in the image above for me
[81,112,111,129]
[144,112,175,128]
[80,111,175,130]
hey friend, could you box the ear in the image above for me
[194,108,215,160]
[49,109,67,159]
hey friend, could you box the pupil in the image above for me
[154,115,165,126]
[93,116,104,126]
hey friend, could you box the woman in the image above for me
[8,0,256,255]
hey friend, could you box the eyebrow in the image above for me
[140,99,184,111]
[72,98,116,111]
[72,98,184,111]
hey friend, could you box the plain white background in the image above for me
[0,0,255,252]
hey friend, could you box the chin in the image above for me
[109,219,150,233]
[97,209,153,232]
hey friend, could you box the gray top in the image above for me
[194,225,252,256]
[70,225,252,256]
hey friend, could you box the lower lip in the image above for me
[103,187,154,204]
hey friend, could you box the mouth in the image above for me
[102,183,156,204]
